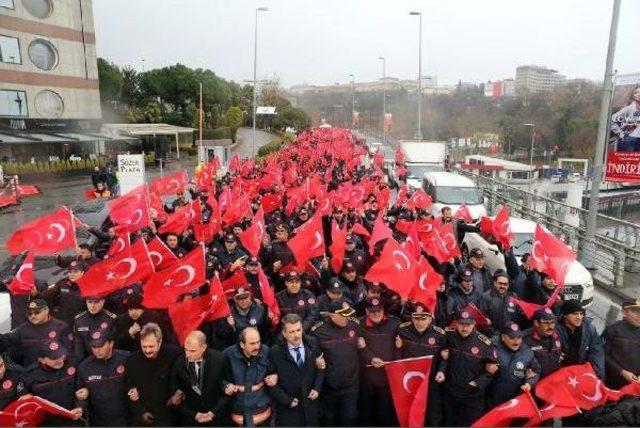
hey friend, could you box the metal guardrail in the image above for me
[456,169,640,291]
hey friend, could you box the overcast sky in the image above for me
[93,0,640,88]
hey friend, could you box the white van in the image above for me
[422,171,486,220]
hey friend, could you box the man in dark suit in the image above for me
[170,330,228,426]
[268,313,325,427]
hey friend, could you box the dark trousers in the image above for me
[426,382,444,427]
[359,383,397,427]
[443,391,486,427]
[321,385,358,427]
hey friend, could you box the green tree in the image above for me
[220,106,244,141]
[97,58,123,104]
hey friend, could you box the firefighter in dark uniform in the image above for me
[244,257,263,301]
[217,234,248,272]
[21,341,84,426]
[358,297,400,426]
[343,234,368,275]
[316,279,351,313]
[76,329,130,426]
[0,354,24,410]
[523,308,563,378]
[0,299,74,368]
[443,311,499,427]
[216,287,272,347]
[42,260,89,328]
[276,271,319,332]
[337,262,366,307]
[444,269,482,325]
[602,299,640,389]
[73,296,117,360]
[395,304,448,426]
[113,294,170,353]
[310,300,361,427]
[488,322,541,407]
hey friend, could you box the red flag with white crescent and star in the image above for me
[8,251,35,296]
[384,356,433,428]
[329,220,347,274]
[437,221,461,259]
[404,188,432,212]
[472,391,541,427]
[106,233,131,258]
[286,212,325,265]
[147,235,179,270]
[529,224,576,288]
[78,239,154,297]
[492,205,514,251]
[453,203,474,223]
[409,256,442,314]
[535,363,611,410]
[6,206,77,255]
[150,170,189,196]
[239,207,265,257]
[369,213,393,255]
[0,396,77,427]
[108,184,151,234]
[142,244,206,308]
[364,238,416,299]
[258,266,280,327]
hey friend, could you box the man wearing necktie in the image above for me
[169,331,227,426]
[267,313,325,427]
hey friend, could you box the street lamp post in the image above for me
[349,74,356,129]
[378,56,386,144]
[252,7,268,157]
[409,11,423,140]
[524,123,536,183]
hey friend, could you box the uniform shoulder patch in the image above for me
[311,321,324,332]
[349,317,360,325]
[399,321,412,328]
[477,333,492,346]
[445,327,456,332]
[433,326,445,335]
[74,311,87,319]
[105,310,117,319]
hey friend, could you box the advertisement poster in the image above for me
[605,72,640,182]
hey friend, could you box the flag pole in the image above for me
[525,390,542,418]
[366,355,433,368]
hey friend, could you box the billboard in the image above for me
[605,72,640,182]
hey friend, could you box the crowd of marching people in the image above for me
[1,126,640,427]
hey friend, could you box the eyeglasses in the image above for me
[496,281,509,286]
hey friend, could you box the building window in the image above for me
[0,0,14,9]
[28,38,57,70]
[35,89,63,118]
[22,0,52,19]
[0,35,21,64]
[0,90,28,117]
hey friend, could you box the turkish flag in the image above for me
[220,268,249,295]
[385,356,433,428]
[239,208,265,257]
[8,251,35,295]
[369,213,393,255]
[395,148,405,164]
[150,170,189,196]
[535,363,609,410]
[373,151,384,167]
[195,197,221,244]
[523,403,579,427]
[351,222,371,240]
[453,203,474,223]
[147,236,178,270]
[405,189,433,212]
[410,256,442,314]
[493,205,514,251]
[317,191,335,217]
[459,303,492,328]
[108,184,151,233]
[472,391,541,428]
[149,192,168,223]
[479,216,493,235]
[158,203,192,235]
[438,222,461,258]
[530,225,576,288]
[258,266,280,327]
[78,239,154,297]
[261,193,283,214]
[221,194,251,226]
[218,187,232,212]
[348,184,367,208]
[287,212,325,265]
[142,244,206,308]
[169,277,229,345]
[395,184,409,207]
[106,233,130,258]
[190,199,204,225]
[329,220,347,274]
[240,158,255,177]
[229,154,240,173]
[510,282,563,319]
[194,167,213,191]
[403,224,422,260]
[0,396,77,426]
[364,239,416,299]
[7,207,77,255]
[418,226,451,265]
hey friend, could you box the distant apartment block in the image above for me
[515,65,565,94]
[289,75,451,96]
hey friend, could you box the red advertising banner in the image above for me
[605,72,640,182]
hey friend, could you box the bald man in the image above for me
[169,331,227,426]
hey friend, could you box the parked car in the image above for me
[461,216,594,307]
[69,154,82,162]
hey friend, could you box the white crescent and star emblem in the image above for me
[309,232,323,251]
[170,265,196,287]
[15,262,33,283]
[402,371,427,393]
[116,257,137,279]
[129,209,144,226]
[443,233,456,250]
[47,223,66,242]
[418,272,429,291]
[531,241,547,265]
[580,373,604,402]
[113,237,126,253]
[392,250,411,270]
[149,251,163,266]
